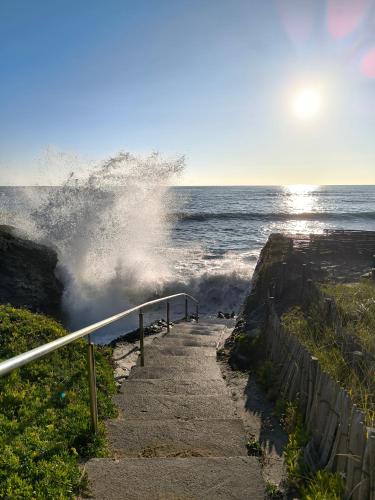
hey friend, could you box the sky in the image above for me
[0,0,375,185]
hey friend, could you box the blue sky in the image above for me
[1,0,375,185]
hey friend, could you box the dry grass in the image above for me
[321,281,375,356]
[281,299,375,426]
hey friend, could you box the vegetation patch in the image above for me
[246,435,263,458]
[283,405,309,489]
[274,399,344,499]
[265,481,283,499]
[0,305,117,499]
[262,234,290,269]
[256,360,279,401]
[302,470,345,500]
[281,304,374,426]
[234,331,265,368]
[321,281,375,355]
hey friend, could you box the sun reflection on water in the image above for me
[282,184,323,234]
[283,184,319,213]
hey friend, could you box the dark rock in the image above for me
[110,318,173,345]
[0,225,63,318]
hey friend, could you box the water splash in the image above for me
[1,151,185,329]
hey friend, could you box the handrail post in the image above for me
[196,303,199,323]
[87,335,99,434]
[139,309,144,366]
[185,297,188,321]
[166,302,170,333]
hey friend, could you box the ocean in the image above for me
[1,184,374,342]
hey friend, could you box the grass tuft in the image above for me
[301,470,345,500]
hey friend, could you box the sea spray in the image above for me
[0,151,186,335]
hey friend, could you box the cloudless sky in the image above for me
[1,0,375,185]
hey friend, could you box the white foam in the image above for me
[0,153,256,339]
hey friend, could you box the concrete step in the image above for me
[106,418,248,458]
[114,393,237,420]
[176,322,226,330]
[143,345,216,357]
[119,378,229,396]
[161,333,221,345]
[154,335,218,347]
[128,365,223,380]
[139,353,219,368]
[170,325,224,336]
[85,456,264,499]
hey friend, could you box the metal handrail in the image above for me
[0,292,199,433]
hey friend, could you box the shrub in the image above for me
[0,305,116,499]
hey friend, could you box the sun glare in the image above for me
[292,87,322,120]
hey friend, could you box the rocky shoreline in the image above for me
[0,225,63,319]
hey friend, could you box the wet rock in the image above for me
[0,225,63,318]
[218,311,236,319]
[110,318,173,345]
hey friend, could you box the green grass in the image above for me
[0,305,117,499]
[246,437,263,458]
[274,399,344,499]
[265,482,283,499]
[302,470,345,500]
[321,281,375,355]
[281,305,374,426]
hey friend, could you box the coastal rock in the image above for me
[0,225,63,318]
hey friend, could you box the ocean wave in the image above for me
[93,269,252,343]
[174,211,375,222]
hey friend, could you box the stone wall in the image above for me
[230,230,375,499]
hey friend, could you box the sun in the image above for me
[292,87,322,120]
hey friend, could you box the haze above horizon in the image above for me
[1,0,375,186]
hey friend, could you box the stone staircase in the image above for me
[85,322,264,499]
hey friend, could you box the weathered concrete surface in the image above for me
[137,353,219,368]
[128,365,223,380]
[162,332,221,344]
[142,345,216,357]
[107,418,248,457]
[153,335,219,347]
[114,393,237,420]
[85,456,264,499]
[86,321,264,499]
[119,378,229,396]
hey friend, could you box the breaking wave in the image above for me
[175,211,375,222]
[0,152,254,342]
[0,152,187,331]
